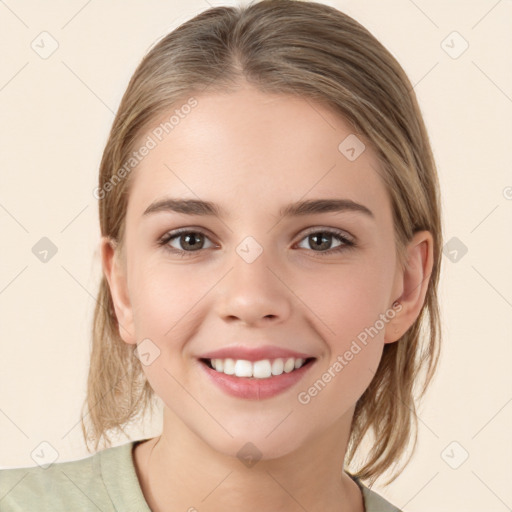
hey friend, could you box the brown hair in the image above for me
[81,0,442,486]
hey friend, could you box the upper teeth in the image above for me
[209,357,307,379]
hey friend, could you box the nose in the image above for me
[215,244,293,326]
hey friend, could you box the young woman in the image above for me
[0,1,442,510]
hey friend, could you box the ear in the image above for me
[100,236,137,345]
[384,230,434,344]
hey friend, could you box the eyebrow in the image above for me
[142,198,374,219]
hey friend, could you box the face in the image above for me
[104,83,410,461]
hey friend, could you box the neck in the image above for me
[133,407,364,512]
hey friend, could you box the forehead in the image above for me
[126,86,389,221]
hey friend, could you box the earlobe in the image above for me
[100,236,137,345]
[384,230,434,344]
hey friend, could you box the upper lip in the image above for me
[198,345,315,362]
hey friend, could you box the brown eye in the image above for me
[159,230,215,254]
[296,229,355,255]
[176,232,205,251]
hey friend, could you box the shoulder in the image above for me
[0,448,106,511]
[0,441,146,512]
[350,475,404,512]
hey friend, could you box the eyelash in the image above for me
[157,227,356,258]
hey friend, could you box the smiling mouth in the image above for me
[199,357,316,379]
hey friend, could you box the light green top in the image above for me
[0,439,402,511]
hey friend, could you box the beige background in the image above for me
[1,1,511,511]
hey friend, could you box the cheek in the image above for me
[129,261,208,338]
[127,262,206,408]
[302,258,391,343]
[296,265,389,419]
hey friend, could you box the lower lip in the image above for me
[198,359,315,400]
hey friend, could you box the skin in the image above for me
[101,82,433,512]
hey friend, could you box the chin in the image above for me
[199,426,306,464]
